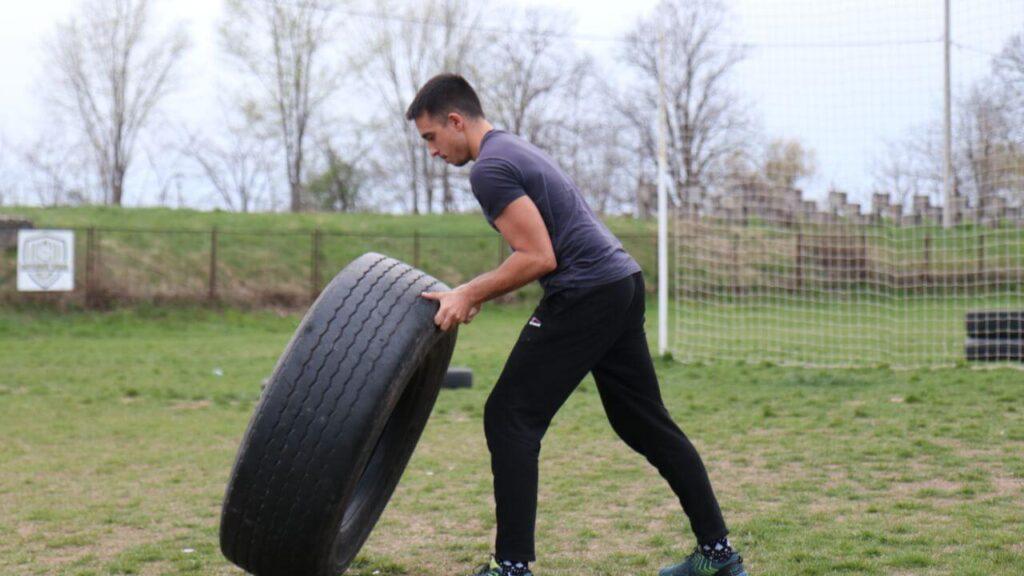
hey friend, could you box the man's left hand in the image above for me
[419,285,481,331]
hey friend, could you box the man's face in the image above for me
[414,112,472,166]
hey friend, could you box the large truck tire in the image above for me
[441,367,473,389]
[965,310,1024,339]
[965,338,1024,362]
[220,253,457,575]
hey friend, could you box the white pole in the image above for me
[657,20,669,357]
[942,0,954,228]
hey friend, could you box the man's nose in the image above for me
[430,147,440,158]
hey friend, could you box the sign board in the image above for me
[18,229,75,292]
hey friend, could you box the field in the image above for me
[1,302,1022,576]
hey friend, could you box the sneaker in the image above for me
[659,547,747,576]
[469,557,534,576]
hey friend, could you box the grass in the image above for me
[1,303,1022,575]
[673,293,1024,367]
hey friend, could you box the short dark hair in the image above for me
[405,73,485,122]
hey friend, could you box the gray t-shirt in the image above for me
[469,129,641,295]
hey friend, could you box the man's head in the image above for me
[405,73,486,167]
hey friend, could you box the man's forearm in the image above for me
[460,251,555,306]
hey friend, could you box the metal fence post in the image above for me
[977,233,985,278]
[923,233,932,288]
[731,233,740,298]
[208,226,218,301]
[413,230,421,269]
[795,231,803,292]
[86,227,96,305]
[860,230,868,282]
[311,228,322,302]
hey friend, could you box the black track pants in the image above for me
[483,271,728,562]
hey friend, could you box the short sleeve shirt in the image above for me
[469,130,641,295]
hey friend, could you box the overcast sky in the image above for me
[1,0,1021,210]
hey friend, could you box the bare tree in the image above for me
[873,144,919,210]
[474,7,637,213]
[873,123,947,209]
[618,0,751,215]
[361,0,485,214]
[45,0,187,206]
[478,8,590,148]
[0,137,14,206]
[553,67,638,215]
[181,101,274,213]
[184,104,274,213]
[221,0,350,212]
[994,33,1024,107]
[21,135,92,207]
[960,87,1003,212]
[958,85,1024,212]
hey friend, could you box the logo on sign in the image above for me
[22,236,69,289]
[18,230,75,292]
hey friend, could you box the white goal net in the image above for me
[670,0,1024,367]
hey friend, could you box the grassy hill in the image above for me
[0,206,660,308]
[0,205,659,235]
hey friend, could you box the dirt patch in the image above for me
[172,399,213,410]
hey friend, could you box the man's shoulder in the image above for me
[478,130,537,160]
[471,154,522,183]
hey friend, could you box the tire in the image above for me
[220,252,458,576]
[966,311,1024,339]
[965,338,1024,362]
[441,367,473,389]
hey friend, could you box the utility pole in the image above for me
[942,0,955,228]
[657,19,669,357]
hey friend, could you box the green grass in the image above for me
[1,304,1022,575]
[673,293,1024,367]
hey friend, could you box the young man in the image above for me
[407,73,747,576]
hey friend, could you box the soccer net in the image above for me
[670,0,1024,368]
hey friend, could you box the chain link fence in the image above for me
[0,226,661,309]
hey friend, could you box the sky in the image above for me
[0,0,1021,210]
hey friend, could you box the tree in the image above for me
[361,0,484,215]
[618,0,751,215]
[473,7,636,214]
[960,87,1004,212]
[184,104,274,213]
[762,139,816,191]
[46,0,188,206]
[221,0,350,212]
[478,8,590,149]
[0,137,14,206]
[21,135,92,207]
[994,33,1024,107]
[555,68,637,215]
[303,142,363,212]
[958,86,1024,213]
[873,120,947,211]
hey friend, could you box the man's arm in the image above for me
[420,195,556,331]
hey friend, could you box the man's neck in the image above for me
[467,120,495,161]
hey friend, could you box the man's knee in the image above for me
[483,388,504,447]
[484,388,543,456]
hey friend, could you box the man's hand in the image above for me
[420,285,482,331]
[419,196,553,331]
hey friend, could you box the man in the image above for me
[407,73,747,576]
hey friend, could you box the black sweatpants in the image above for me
[483,271,728,562]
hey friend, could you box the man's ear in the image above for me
[449,112,465,131]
